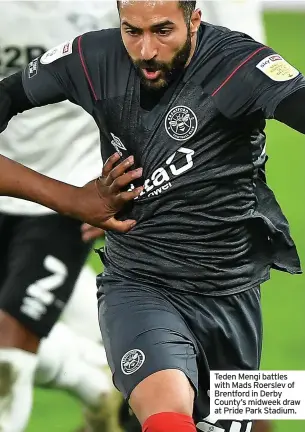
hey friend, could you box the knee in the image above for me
[129,369,195,425]
[0,310,40,353]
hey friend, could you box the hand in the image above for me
[81,223,105,242]
[71,153,143,233]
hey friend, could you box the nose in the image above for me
[140,33,157,60]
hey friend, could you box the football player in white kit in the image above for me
[0,2,122,432]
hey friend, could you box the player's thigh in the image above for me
[97,276,198,405]
[0,213,92,338]
[180,287,262,431]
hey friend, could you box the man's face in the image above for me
[119,1,200,90]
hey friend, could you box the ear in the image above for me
[190,8,202,36]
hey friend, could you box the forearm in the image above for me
[0,154,78,217]
[0,153,143,232]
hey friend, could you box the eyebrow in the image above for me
[122,20,175,31]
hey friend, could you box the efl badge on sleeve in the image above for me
[256,55,299,82]
[40,39,74,65]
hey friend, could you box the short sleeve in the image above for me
[22,36,95,114]
[208,41,305,120]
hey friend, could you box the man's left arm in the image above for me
[209,41,305,134]
[274,87,305,134]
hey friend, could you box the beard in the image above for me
[133,29,192,90]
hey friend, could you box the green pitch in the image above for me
[27,12,305,432]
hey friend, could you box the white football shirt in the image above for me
[0,1,119,214]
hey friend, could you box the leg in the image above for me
[38,266,122,432]
[130,369,194,424]
[118,399,142,432]
[0,213,91,432]
[0,311,39,352]
[35,321,110,406]
[36,264,108,397]
[0,311,38,432]
[170,286,262,431]
[0,214,39,432]
[98,277,199,431]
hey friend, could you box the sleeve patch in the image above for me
[40,39,74,65]
[256,55,299,82]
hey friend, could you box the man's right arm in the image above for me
[0,68,89,220]
[0,35,98,135]
[0,34,143,232]
[0,149,143,232]
[0,153,80,215]
[0,36,95,212]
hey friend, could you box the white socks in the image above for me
[35,322,111,408]
[0,348,37,432]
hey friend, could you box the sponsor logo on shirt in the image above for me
[130,146,195,199]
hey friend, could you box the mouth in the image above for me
[142,68,161,80]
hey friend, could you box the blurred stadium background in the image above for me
[26,4,305,432]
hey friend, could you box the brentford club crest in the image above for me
[121,349,145,375]
[165,105,198,141]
